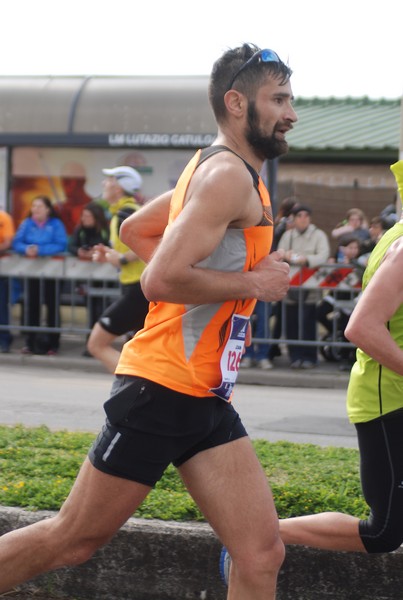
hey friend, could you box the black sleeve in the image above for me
[117,206,135,230]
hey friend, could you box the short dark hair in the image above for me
[208,43,292,122]
[338,233,361,248]
[291,203,312,216]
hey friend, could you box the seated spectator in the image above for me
[328,232,362,264]
[317,233,363,370]
[69,202,111,351]
[12,196,67,355]
[357,215,390,266]
[331,207,370,244]
[278,203,330,369]
[0,209,15,352]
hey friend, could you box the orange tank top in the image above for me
[116,146,273,401]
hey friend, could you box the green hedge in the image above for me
[0,425,368,521]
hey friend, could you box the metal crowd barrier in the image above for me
[0,256,363,354]
[0,254,120,336]
[248,262,363,356]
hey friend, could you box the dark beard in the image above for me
[246,102,289,160]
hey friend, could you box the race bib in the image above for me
[209,314,249,402]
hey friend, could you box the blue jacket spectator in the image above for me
[12,196,67,355]
[12,207,67,256]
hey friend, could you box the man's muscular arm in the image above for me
[345,239,403,376]
[140,155,289,305]
[119,190,173,263]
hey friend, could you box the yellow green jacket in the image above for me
[347,222,403,423]
[109,196,145,285]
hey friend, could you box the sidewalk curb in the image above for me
[0,351,107,375]
[1,506,402,600]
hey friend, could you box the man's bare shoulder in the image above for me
[187,150,262,226]
[195,149,254,187]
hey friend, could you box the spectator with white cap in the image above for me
[87,165,148,372]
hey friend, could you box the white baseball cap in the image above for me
[102,165,143,194]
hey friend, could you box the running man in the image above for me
[0,43,296,599]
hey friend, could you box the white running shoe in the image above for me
[257,358,273,370]
[240,357,253,368]
[219,546,231,586]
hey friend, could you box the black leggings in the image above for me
[356,410,403,552]
[98,281,148,337]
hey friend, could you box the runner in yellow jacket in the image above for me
[87,166,149,372]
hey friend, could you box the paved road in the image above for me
[0,363,357,448]
[232,383,356,448]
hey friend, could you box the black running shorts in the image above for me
[98,281,149,337]
[88,375,248,487]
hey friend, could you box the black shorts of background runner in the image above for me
[98,281,149,337]
[357,409,403,553]
[88,375,248,487]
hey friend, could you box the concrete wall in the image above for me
[1,506,403,600]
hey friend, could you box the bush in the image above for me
[0,425,369,521]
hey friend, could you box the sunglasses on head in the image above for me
[227,49,280,92]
